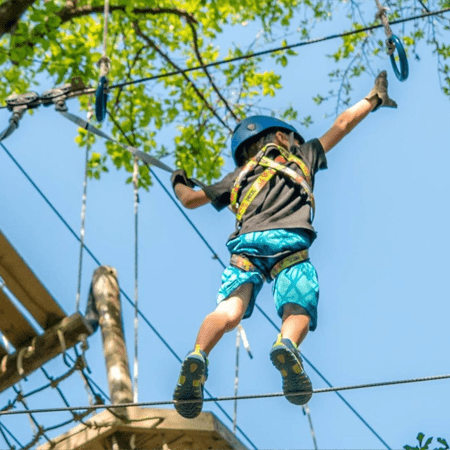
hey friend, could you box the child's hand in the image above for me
[365,71,398,111]
[170,169,194,189]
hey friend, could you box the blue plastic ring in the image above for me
[95,76,108,122]
[387,35,409,82]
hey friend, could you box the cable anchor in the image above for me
[0,92,40,143]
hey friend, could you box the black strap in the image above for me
[57,106,206,189]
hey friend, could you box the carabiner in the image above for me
[95,76,108,122]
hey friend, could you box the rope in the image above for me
[2,7,449,110]
[98,0,111,78]
[233,327,240,434]
[302,405,318,450]
[133,156,139,403]
[2,372,449,417]
[375,0,394,38]
[75,106,93,312]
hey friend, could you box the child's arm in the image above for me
[171,170,211,209]
[319,71,397,154]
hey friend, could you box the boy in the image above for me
[170,71,396,419]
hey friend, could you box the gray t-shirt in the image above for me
[204,139,327,242]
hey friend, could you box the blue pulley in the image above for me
[95,76,108,122]
[387,35,409,82]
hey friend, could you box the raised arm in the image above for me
[319,71,397,153]
[171,170,211,209]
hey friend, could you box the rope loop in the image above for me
[374,0,409,81]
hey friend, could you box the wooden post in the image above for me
[90,266,133,419]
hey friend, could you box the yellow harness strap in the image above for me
[230,144,314,222]
[269,249,309,279]
[230,249,309,281]
[230,254,266,282]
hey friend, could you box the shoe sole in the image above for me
[173,355,206,418]
[270,346,312,405]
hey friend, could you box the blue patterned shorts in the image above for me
[217,229,320,331]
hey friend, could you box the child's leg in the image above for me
[173,283,253,419]
[195,283,252,355]
[281,303,310,346]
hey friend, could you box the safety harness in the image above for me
[231,143,315,222]
[229,143,314,280]
[230,249,309,282]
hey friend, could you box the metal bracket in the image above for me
[5,92,40,112]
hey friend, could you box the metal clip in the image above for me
[5,92,40,111]
[41,86,71,109]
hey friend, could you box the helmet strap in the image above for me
[288,131,295,149]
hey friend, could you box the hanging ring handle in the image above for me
[95,75,109,122]
[387,35,409,82]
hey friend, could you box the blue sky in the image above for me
[0,4,449,449]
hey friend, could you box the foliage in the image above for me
[0,0,449,188]
[405,432,449,450]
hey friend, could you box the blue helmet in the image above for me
[231,115,305,166]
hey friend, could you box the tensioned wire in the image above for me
[1,6,449,109]
[0,142,257,450]
[1,372,449,417]
[0,140,391,450]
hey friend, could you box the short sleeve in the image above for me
[203,167,240,211]
[291,138,328,174]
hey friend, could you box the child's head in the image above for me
[231,115,304,167]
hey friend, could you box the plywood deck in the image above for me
[36,407,249,450]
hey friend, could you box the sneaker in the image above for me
[270,334,312,405]
[173,345,208,418]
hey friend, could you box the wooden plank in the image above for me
[0,312,94,393]
[0,231,66,329]
[0,288,38,349]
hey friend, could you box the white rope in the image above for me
[98,0,111,78]
[75,106,93,312]
[233,325,253,434]
[132,157,139,403]
[302,404,318,450]
[375,0,396,54]
[233,327,240,434]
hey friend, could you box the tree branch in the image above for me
[132,21,232,132]
[57,5,197,26]
[186,21,239,122]
[0,0,38,37]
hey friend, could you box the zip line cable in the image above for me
[2,372,450,417]
[109,7,450,91]
[1,7,449,110]
[0,142,257,450]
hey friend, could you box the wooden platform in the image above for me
[36,407,249,450]
[0,230,94,393]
